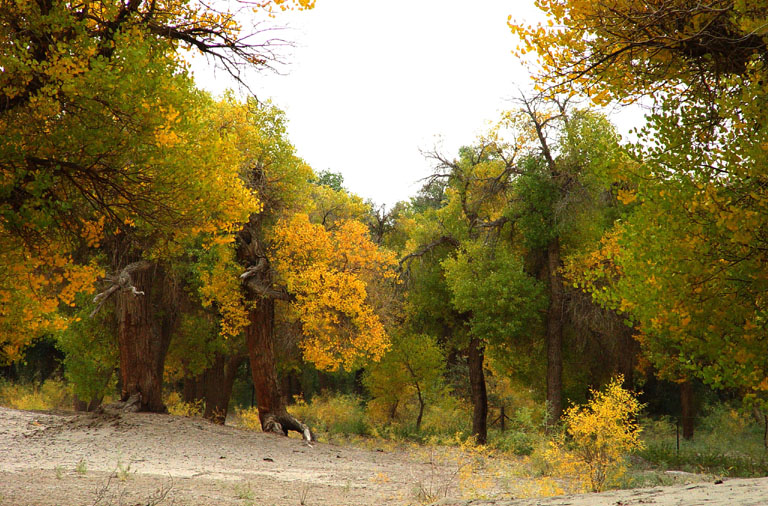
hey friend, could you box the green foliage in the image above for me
[56,298,118,406]
[364,333,447,429]
[313,170,345,192]
[443,241,545,349]
[638,404,768,477]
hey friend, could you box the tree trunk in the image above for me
[115,266,173,413]
[183,353,244,424]
[680,380,695,440]
[245,297,313,441]
[415,382,425,431]
[545,238,564,426]
[467,337,488,445]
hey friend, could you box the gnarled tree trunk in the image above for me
[245,297,313,440]
[114,264,176,413]
[468,337,488,445]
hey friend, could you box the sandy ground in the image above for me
[1,406,768,506]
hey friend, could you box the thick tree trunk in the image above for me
[115,266,172,413]
[467,337,488,445]
[681,380,695,440]
[183,353,244,424]
[245,297,313,441]
[545,238,564,426]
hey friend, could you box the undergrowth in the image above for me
[0,378,72,410]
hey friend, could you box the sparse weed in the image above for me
[233,481,255,501]
[54,465,64,480]
[75,458,87,475]
[116,458,133,482]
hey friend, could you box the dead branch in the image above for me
[90,261,152,317]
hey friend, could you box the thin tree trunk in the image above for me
[245,297,313,440]
[115,266,171,412]
[415,382,425,431]
[681,380,695,440]
[467,337,488,445]
[545,238,564,426]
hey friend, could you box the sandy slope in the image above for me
[1,406,767,506]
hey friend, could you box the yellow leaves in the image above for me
[561,375,644,492]
[616,189,637,205]
[272,213,397,370]
[197,244,249,339]
[81,216,106,247]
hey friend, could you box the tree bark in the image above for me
[545,238,564,426]
[183,353,244,424]
[245,296,313,441]
[680,380,695,440]
[467,337,488,445]
[115,269,165,412]
[115,265,173,413]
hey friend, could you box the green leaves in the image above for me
[443,241,545,347]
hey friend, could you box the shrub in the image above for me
[0,378,72,410]
[289,392,369,436]
[564,375,644,491]
[164,391,203,417]
[235,406,262,431]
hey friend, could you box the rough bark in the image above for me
[545,238,564,425]
[681,380,695,440]
[114,264,176,413]
[467,337,488,445]
[245,296,313,442]
[183,353,245,424]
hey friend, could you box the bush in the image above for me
[289,392,369,436]
[544,376,644,492]
[234,406,262,431]
[164,391,203,417]
[0,378,73,410]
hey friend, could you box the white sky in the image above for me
[191,1,633,207]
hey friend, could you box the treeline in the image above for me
[3,0,768,448]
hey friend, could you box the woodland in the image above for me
[2,0,768,499]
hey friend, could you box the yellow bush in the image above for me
[235,406,262,431]
[0,378,72,410]
[164,391,203,417]
[557,375,644,492]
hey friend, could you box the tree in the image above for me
[364,333,446,430]
[192,98,396,437]
[516,0,768,410]
[0,0,311,407]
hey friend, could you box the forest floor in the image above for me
[2,405,767,506]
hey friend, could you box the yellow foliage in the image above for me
[0,378,73,411]
[273,213,397,370]
[235,406,263,431]
[551,376,644,492]
[164,391,203,418]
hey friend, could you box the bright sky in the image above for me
[192,1,551,206]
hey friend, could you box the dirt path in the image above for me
[0,406,455,505]
[2,406,768,506]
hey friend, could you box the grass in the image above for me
[636,407,768,477]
